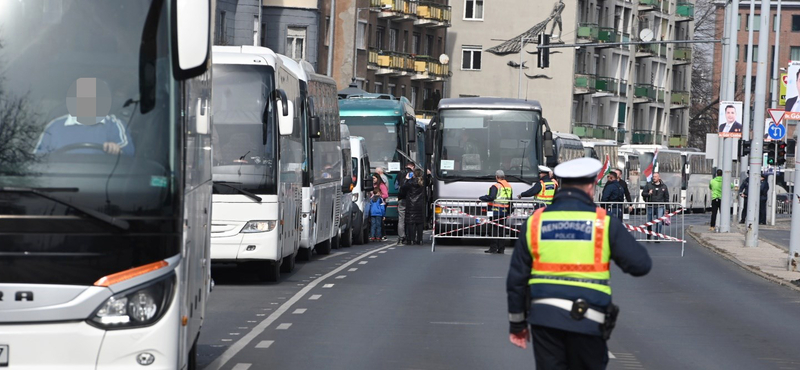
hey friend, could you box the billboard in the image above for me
[780,73,787,106]
[785,61,800,113]
[718,101,743,138]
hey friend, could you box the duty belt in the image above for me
[532,298,606,324]
[530,275,610,286]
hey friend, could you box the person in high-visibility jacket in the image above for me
[506,158,651,369]
[479,170,513,254]
[518,165,558,205]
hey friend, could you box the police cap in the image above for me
[538,165,552,173]
[554,158,603,185]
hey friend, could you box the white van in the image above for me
[350,136,374,244]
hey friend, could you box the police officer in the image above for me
[480,170,513,254]
[518,165,558,205]
[506,158,652,369]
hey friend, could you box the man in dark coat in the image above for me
[399,168,427,245]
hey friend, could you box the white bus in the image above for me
[339,124,356,248]
[278,56,343,258]
[0,2,213,368]
[210,46,303,282]
[684,151,714,212]
[625,145,683,204]
[546,132,585,168]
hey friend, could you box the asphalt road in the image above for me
[197,225,800,370]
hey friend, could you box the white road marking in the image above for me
[335,275,347,279]
[202,242,397,370]
[309,294,322,300]
[228,333,240,336]
[292,308,306,314]
[231,364,251,370]
[256,314,266,317]
[379,251,387,254]
[247,321,257,323]
[276,323,292,330]
[319,252,349,261]
[323,284,334,288]
[359,261,368,265]
[348,268,358,272]
[608,352,616,359]
[221,339,233,342]
[369,255,378,259]
[255,341,274,349]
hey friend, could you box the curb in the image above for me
[686,226,800,294]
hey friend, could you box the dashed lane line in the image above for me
[255,341,273,349]
[318,251,350,261]
[202,242,397,370]
[231,364,251,370]
[292,308,306,314]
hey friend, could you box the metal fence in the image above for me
[431,199,685,255]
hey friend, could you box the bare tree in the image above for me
[0,40,43,174]
[688,0,718,150]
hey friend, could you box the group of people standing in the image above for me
[708,170,770,230]
[366,163,429,245]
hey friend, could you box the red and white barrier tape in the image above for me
[623,223,685,243]
[434,206,520,237]
[636,207,684,228]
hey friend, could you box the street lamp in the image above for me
[352,7,370,84]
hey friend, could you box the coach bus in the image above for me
[210,46,303,282]
[684,151,714,212]
[0,1,214,368]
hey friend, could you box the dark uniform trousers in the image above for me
[531,325,609,370]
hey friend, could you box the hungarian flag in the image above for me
[596,154,611,186]
[643,148,659,182]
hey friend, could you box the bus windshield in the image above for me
[211,64,277,195]
[437,109,542,181]
[340,116,402,170]
[0,1,181,285]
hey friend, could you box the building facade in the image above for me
[317,0,452,114]
[713,1,800,140]
[263,0,321,71]
[216,0,263,47]
[446,0,694,145]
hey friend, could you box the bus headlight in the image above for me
[241,220,277,233]
[513,208,534,217]
[88,274,175,329]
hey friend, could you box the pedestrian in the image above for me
[708,169,733,230]
[395,162,415,244]
[759,173,769,225]
[506,157,652,370]
[739,174,750,224]
[375,167,389,186]
[613,169,633,216]
[367,188,386,242]
[518,166,557,206]
[480,169,513,254]
[642,172,669,242]
[399,168,426,245]
[600,171,625,221]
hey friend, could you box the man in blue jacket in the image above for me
[506,157,651,369]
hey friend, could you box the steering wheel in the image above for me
[50,142,105,155]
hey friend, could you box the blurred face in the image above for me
[653,173,661,182]
[614,169,622,178]
[372,175,378,183]
[725,107,736,124]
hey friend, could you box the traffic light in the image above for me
[788,138,797,157]
[765,146,776,165]
[777,141,788,166]
[738,140,751,158]
[537,33,550,69]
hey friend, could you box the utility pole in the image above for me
[768,0,782,226]
[789,131,800,270]
[745,0,771,247]
[721,0,741,233]
[719,3,732,171]
[326,0,336,77]
[741,0,756,217]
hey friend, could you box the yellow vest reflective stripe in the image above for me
[489,180,513,209]
[535,180,558,204]
[526,207,612,295]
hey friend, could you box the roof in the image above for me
[277,55,307,81]
[212,45,279,67]
[338,98,407,117]
[438,97,542,111]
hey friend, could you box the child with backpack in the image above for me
[367,188,386,242]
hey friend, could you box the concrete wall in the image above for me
[263,7,320,71]
[445,0,577,134]
[215,0,261,46]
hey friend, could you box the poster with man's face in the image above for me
[718,101,743,138]
[785,61,800,112]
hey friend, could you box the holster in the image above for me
[599,303,620,340]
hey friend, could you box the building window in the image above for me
[388,84,397,97]
[774,15,778,31]
[752,45,758,62]
[412,33,421,55]
[375,82,383,94]
[793,15,800,32]
[411,87,418,109]
[738,14,741,31]
[261,23,267,47]
[389,28,398,52]
[287,27,307,60]
[791,46,800,61]
[747,14,761,31]
[376,26,385,49]
[217,11,227,44]
[324,17,331,46]
[461,46,482,70]
[357,21,367,50]
[464,0,484,20]
[736,45,739,61]
[426,34,434,56]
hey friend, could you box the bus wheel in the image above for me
[298,247,313,261]
[341,224,353,248]
[317,238,332,255]
[256,261,280,282]
[187,338,198,370]
[281,251,296,273]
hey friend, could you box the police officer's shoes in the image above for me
[484,247,498,254]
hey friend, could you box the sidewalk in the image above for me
[687,223,800,292]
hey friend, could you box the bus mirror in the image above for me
[173,0,210,79]
[543,130,554,157]
[362,177,374,191]
[425,130,434,156]
[408,122,417,143]
[278,100,294,136]
[310,117,321,139]
[341,174,353,193]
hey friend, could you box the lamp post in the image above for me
[352,7,370,84]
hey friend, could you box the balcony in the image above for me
[617,129,627,143]
[676,2,694,19]
[671,90,690,107]
[598,28,618,43]
[371,49,415,76]
[636,43,667,58]
[368,49,379,70]
[412,55,449,81]
[669,135,688,148]
[375,0,418,21]
[415,2,451,28]
[638,0,661,11]
[574,73,597,94]
[673,46,692,64]
[620,79,628,96]
[631,130,656,144]
[657,88,665,103]
[577,23,599,42]
[572,123,618,140]
[634,83,656,102]
[595,76,619,94]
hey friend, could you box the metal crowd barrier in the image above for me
[431,199,546,252]
[431,199,686,255]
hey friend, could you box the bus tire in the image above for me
[341,223,353,248]
[256,261,280,282]
[317,238,332,255]
[187,337,198,370]
[281,251,296,273]
[298,247,313,261]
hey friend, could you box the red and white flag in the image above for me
[643,148,659,182]
[596,154,611,186]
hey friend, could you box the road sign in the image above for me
[768,108,785,126]
[769,123,786,140]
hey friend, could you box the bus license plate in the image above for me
[0,344,8,366]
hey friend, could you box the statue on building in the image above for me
[548,0,565,43]
[485,0,566,56]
